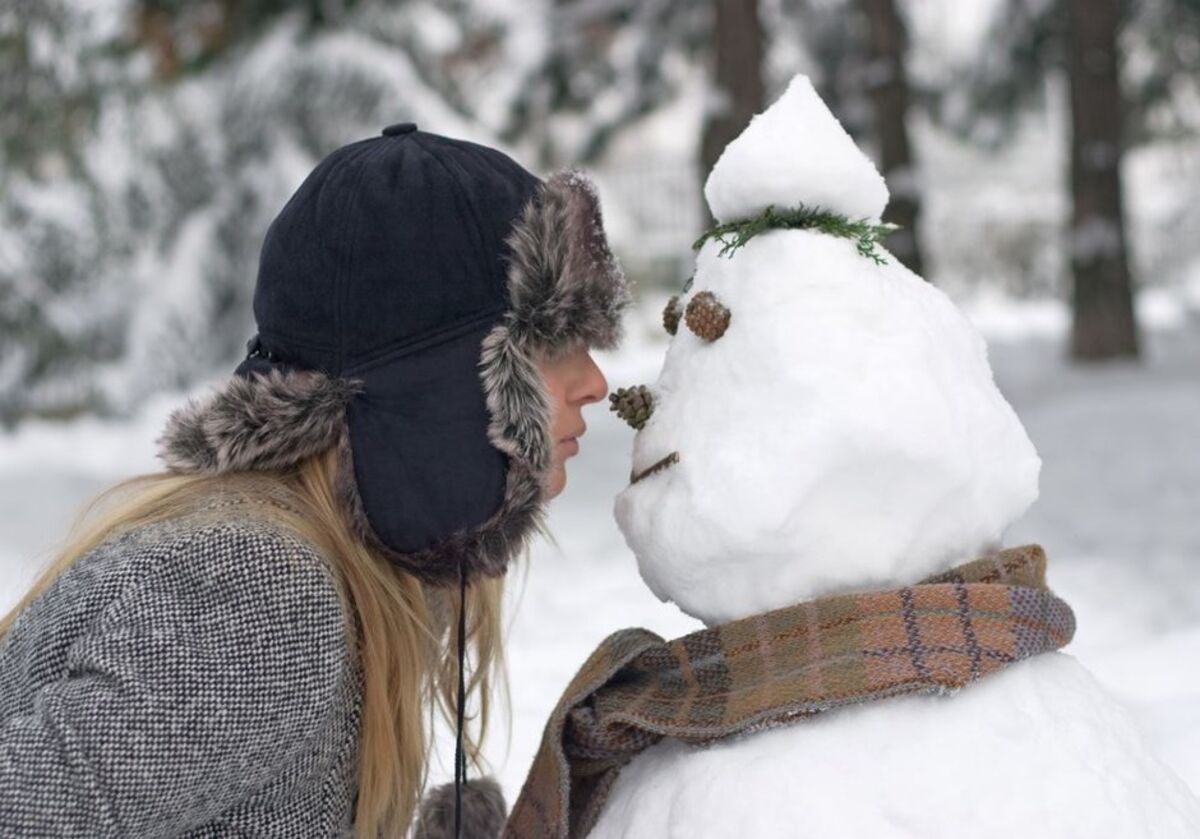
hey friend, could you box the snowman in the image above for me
[584,76,1200,838]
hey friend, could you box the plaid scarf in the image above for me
[501,544,1075,839]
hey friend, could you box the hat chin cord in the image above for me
[454,563,468,839]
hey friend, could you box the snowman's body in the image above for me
[589,652,1200,838]
[598,75,1200,837]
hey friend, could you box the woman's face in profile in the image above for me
[537,347,608,499]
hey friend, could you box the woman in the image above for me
[0,122,629,838]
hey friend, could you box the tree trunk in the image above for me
[1065,0,1139,360]
[133,6,180,81]
[859,0,925,277]
[699,0,766,228]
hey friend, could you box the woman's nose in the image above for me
[577,352,608,406]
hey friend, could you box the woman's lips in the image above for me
[558,425,585,457]
[630,451,680,485]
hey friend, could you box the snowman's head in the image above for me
[612,76,1040,627]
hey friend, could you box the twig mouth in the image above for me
[630,451,680,485]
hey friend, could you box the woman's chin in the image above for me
[542,464,568,500]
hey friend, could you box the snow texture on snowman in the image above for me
[591,75,1200,838]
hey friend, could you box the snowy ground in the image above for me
[1,296,1198,809]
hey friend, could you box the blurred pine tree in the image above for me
[943,0,1200,360]
[0,0,519,426]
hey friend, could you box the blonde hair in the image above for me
[0,446,512,837]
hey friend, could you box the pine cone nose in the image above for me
[609,385,655,430]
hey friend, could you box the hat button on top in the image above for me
[381,122,417,137]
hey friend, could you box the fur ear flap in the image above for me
[332,412,545,586]
[413,776,507,839]
[155,368,363,474]
[478,321,552,475]
[502,168,632,355]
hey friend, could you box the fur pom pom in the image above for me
[413,776,507,839]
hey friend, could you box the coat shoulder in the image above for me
[3,502,355,682]
[0,503,365,838]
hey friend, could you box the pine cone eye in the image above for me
[662,295,682,336]
[608,385,654,430]
[684,291,731,341]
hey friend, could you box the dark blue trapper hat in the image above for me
[156,122,629,586]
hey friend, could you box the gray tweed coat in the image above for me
[0,493,367,837]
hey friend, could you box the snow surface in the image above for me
[589,653,1200,839]
[615,231,1041,626]
[704,74,890,225]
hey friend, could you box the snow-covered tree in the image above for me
[500,0,710,167]
[0,1,525,425]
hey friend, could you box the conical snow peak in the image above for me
[704,74,890,225]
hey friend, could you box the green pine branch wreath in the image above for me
[693,204,900,265]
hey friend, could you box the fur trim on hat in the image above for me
[155,368,363,474]
[501,168,632,355]
[413,776,507,839]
